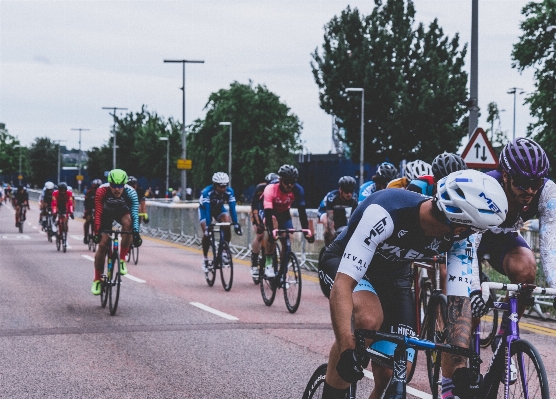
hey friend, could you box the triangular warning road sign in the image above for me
[461,128,498,169]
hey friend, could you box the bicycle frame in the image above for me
[272,228,311,285]
[208,223,229,268]
[412,256,445,336]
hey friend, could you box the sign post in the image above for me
[461,127,498,169]
[177,159,192,170]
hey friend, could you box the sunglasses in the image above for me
[216,184,228,188]
[110,183,125,189]
[282,179,296,186]
[510,175,544,191]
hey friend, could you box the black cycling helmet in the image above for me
[127,176,138,186]
[265,173,279,183]
[17,184,24,190]
[376,162,399,182]
[278,164,299,180]
[432,152,468,180]
[58,182,68,192]
[338,176,357,192]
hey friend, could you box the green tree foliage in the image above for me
[187,81,302,196]
[311,1,468,165]
[87,106,182,184]
[512,0,556,173]
[28,137,59,185]
[486,102,508,148]
[0,126,23,180]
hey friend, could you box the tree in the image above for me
[28,137,59,185]
[187,81,302,197]
[486,102,509,148]
[87,106,182,186]
[0,125,23,182]
[512,0,556,174]
[311,1,469,165]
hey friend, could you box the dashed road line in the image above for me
[81,255,95,262]
[190,302,239,321]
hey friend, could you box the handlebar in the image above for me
[480,282,556,303]
[272,228,312,240]
[101,230,134,236]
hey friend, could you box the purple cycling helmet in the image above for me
[499,137,549,178]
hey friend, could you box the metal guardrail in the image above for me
[28,189,321,271]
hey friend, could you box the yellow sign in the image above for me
[76,175,84,181]
[177,159,192,170]
[18,175,23,180]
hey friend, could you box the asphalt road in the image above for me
[1,202,555,398]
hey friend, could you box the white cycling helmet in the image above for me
[44,181,55,190]
[405,160,432,181]
[212,172,230,185]
[436,169,508,231]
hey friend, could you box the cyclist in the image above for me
[51,183,74,236]
[262,164,314,278]
[5,184,12,205]
[249,172,279,279]
[199,172,243,273]
[83,179,102,244]
[318,176,358,247]
[318,169,508,399]
[387,159,432,189]
[13,184,30,228]
[358,162,398,204]
[127,176,149,224]
[39,181,56,229]
[90,169,142,295]
[407,152,468,196]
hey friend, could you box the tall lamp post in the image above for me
[159,137,170,198]
[102,107,127,169]
[71,128,89,193]
[219,122,232,186]
[164,59,205,199]
[507,87,525,141]
[13,145,22,183]
[53,140,67,184]
[346,88,365,187]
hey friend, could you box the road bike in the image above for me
[258,228,310,313]
[204,222,234,291]
[55,213,69,252]
[41,208,55,242]
[87,212,97,252]
[17,205,27,233]
[100,229,133,316]
[125,212,147,264]
[303,328,480,399]
[426,281,554,399]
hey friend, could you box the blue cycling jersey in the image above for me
[358,181,378,204]
[198,185,238,224]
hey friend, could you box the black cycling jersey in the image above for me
[13,190,29,206]
[319,189,358,228]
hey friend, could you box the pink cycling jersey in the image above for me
[263,182,300,213]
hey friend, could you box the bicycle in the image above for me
[426,281,554,399]
[99,229,133,316]
[17,205,27,233]
[41,208,55,242]
[204,222,234,291]
[87,211,97,252]
[125,212,146,264]
[55,213,69,253]
[258,228,310,313]
[303,328,480,399]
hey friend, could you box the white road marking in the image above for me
[124,274,146,283]
[81,255,95,262]
[71,235,83,241]
[189,302,239,321]
[362,370,431,399]
[33,226,38,229]
[27,222,32,226]
[1,234,31,240]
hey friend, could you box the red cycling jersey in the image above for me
[52,190,74,215]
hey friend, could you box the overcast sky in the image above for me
[0,0,537,156]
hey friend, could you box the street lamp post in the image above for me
[71,128,89,193]
[219,122,232,186]
[102,107,127,169]
[53,140,67,184]
[13,145,22,183]
[346,88,365,187]
[507,87,525,141]
[164,59,205,199]
[159,137,170,199]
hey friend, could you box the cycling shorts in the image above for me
[319,213,327,223]
[319,252,416,361]
[477,230,530,275]
[251,209,265,226]
[100,208,130,233]
[263,214,294,231]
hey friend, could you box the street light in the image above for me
[164,59,205,199]
[346,87,365,187]
[219,122,232,186]
[507,87,525,141]
[159,137,170,199]
[71,128,89,193]
[102,107,127,169]
[13,144,22,183]
[53,140,67,184]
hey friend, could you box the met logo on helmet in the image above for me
[479,192,502,214]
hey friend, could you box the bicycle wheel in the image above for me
[101,253,111,308]
[422,293,447,399]
[132,245,139,265]
[125,245,132,262]
[109,252,121,316]
[219,241,233,291]
[205,242,217,287]
[62,232,67,253]
[284,252,302,313]
[302,363,328,399]
[491,339,549,399]
[56,233,61,251]
[259,247,277,306]
[479,272,499,348]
